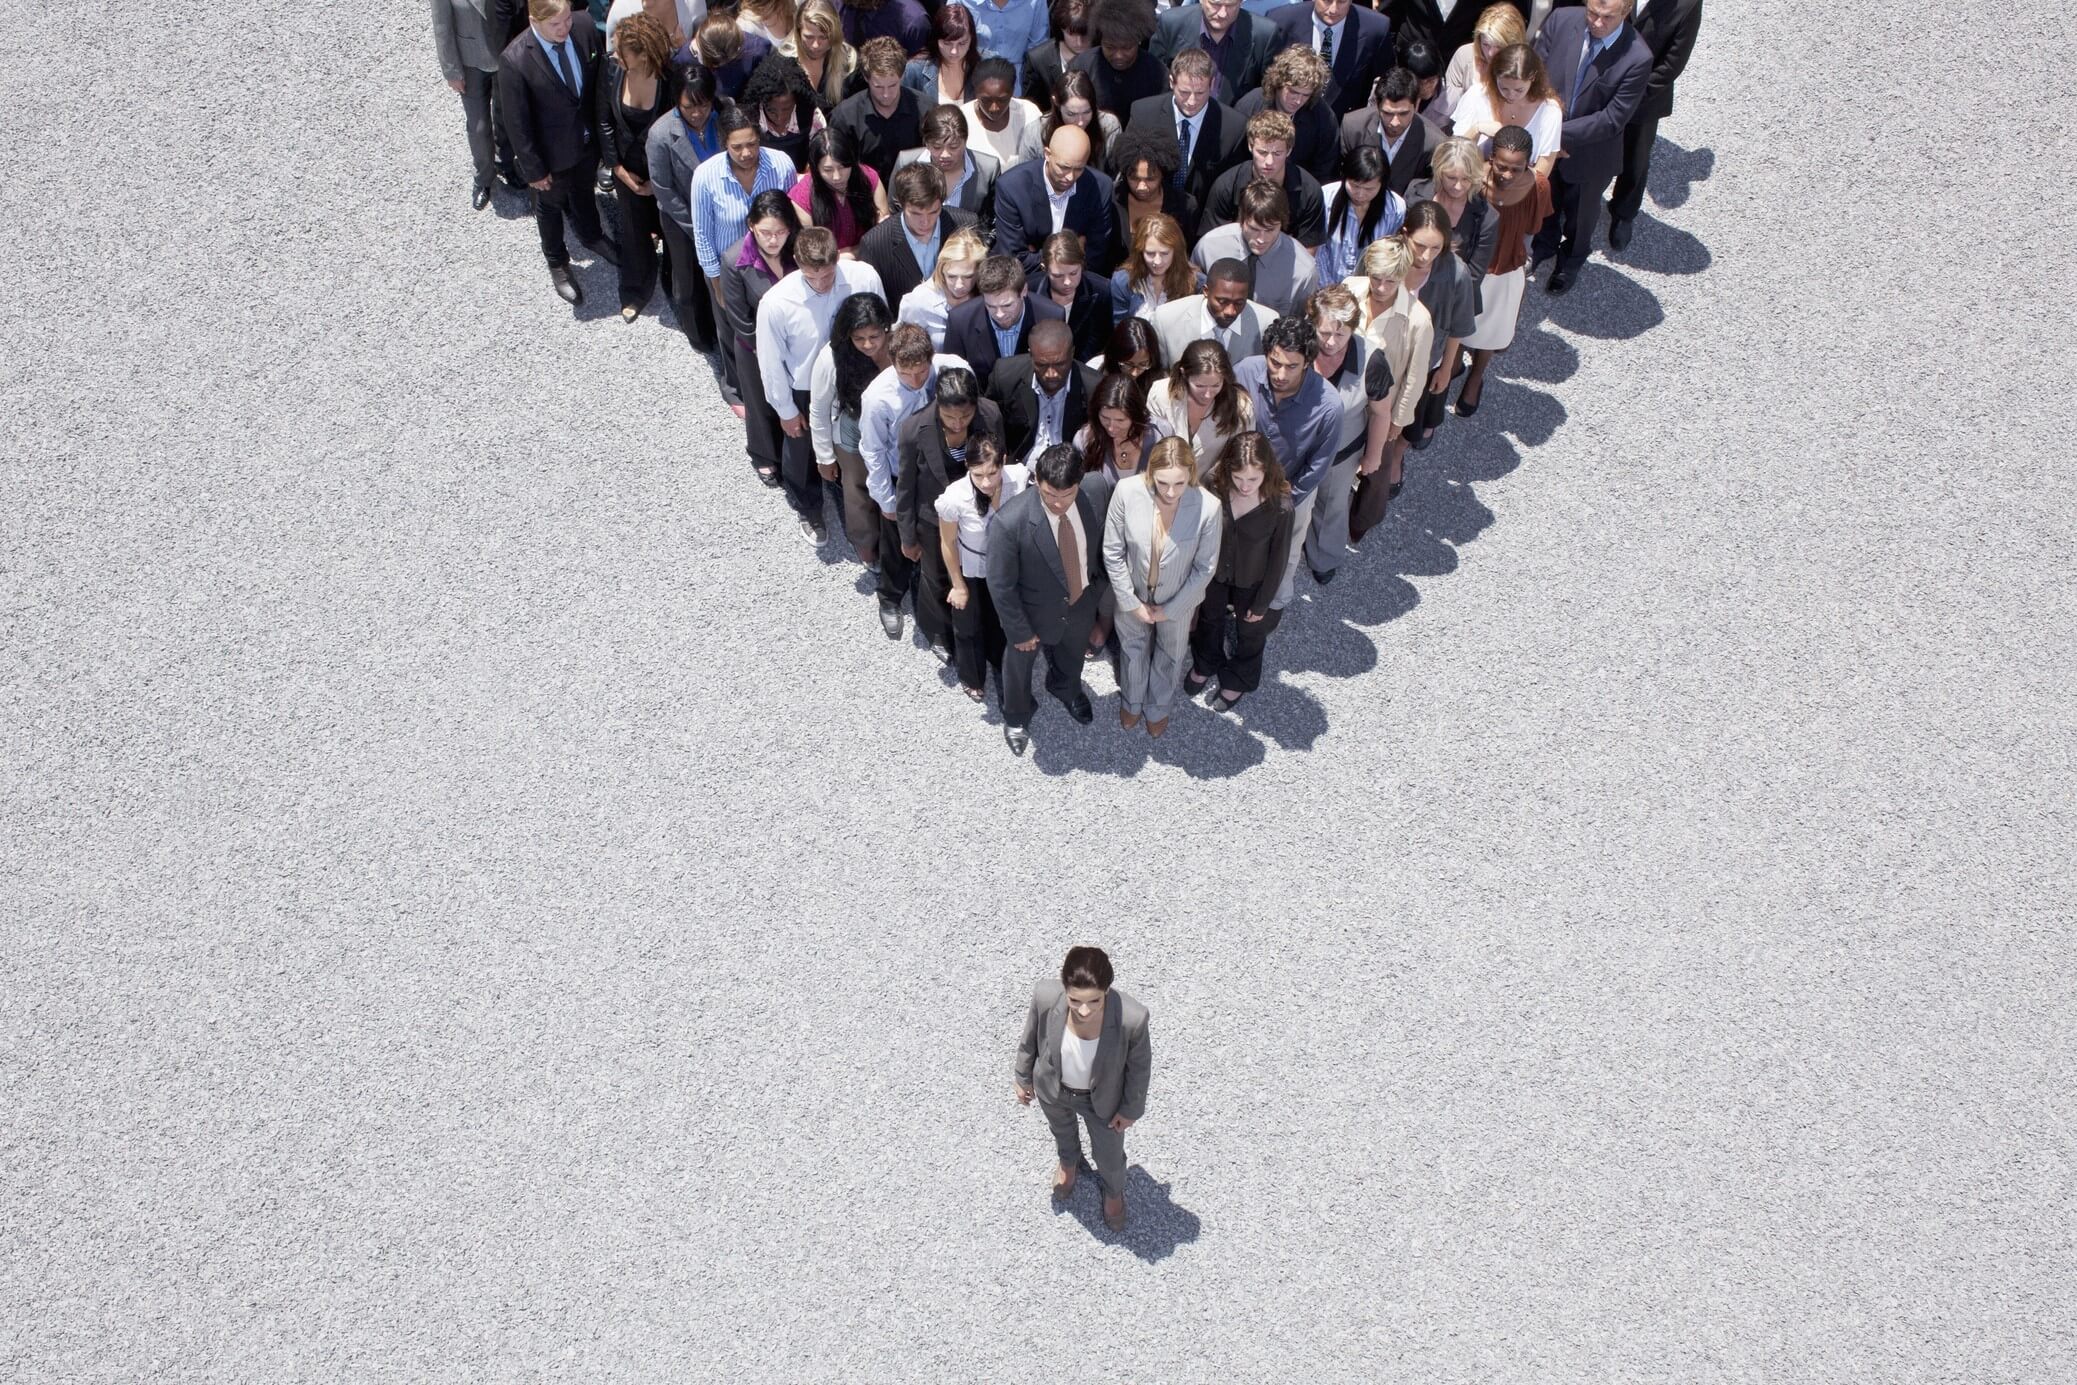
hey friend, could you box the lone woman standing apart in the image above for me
[1103,436,1222,738]
[1014,945,1151,1231]
[1187,431,1294,712]
[936,433,1027,701]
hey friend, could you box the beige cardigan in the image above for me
[1143,377,1256,479]
[1345,275,1436,433]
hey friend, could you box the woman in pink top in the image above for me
[788,125,890,252]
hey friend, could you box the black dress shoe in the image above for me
[1454,390,1481,417]
[1004,724,1030,755]
[584,237,621,268]
[1545,267,1575,295]
[1063,694,1094,724]
[1605,212,1634,251]
[549,265,581,304]
[471,184,492,211]
[878,601,904,639]
[1408,428,1435,451]
[929,639,954,665]
[1310,565,1337,586]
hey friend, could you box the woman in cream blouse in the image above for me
[1141,340,1254,481]
[1102,437,1223,738]
[1344,236,1435,546]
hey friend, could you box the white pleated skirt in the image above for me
[1463,265,1526,351]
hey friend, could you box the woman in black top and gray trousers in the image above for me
[596,14,681,321]
[1187,431,1295,711]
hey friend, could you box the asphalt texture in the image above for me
[5,2,2072,1380]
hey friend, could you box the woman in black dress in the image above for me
[597,14,681,322]
[1187,430,1295,711]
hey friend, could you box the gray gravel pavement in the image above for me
[4,2,2072,1380]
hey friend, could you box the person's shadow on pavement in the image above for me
[1053,1162,1201,1263]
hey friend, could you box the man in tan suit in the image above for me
[1014,946,1152,1230]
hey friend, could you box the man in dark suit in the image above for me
[829,36,928,183]
[1027,232,1114,363]
[985,437,1115,754]
[1386,0,1527,60]
[1268,0,1392,118]
[1070,0,1167,121]
[1150,0,1278,107]
[946,255,1069,375]
[857,163,981,308]
[1338,66,1444,196]
[1532,0,1652,291]
[895,368,1005,660]
[991,125,1119,276]
[989,322,1100,466]
[1124,50,1246,231]
[1021,0,1090,111]
[894,107,1002,237]
[1600,0,1704,249]
[498,0,619,304]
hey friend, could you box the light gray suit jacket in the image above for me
[1151,294,1279,369]
[431,0,500,78]
[1015,979,1151,1123]
[1102,476,1223,616]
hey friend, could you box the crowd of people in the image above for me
[433,0,1702,755]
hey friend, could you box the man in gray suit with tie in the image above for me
[431,0,518,207]
[986,444,1113,756]
[1015,946,1152,1231]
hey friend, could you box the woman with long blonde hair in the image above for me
[1343,236,1434,543]
[1438,3,1527,123]
[782,0,856,115]
[896,226,987,349]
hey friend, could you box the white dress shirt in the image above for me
[860,353,972,511]
[754,261,887,419]
[935,464,1031,577]
[807,343,841,470]
[1046,179,1074,234]
[1028,373,1071,465]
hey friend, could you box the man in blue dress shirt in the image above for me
[1234,314,1342,608]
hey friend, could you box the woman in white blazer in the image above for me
[1101,436,1222,738]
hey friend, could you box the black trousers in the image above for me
[459,66,515,189]
[782,388,823,520]
[533,159,605,267]
[1190,580,1284,693]
[612,181,661,310]
[735,336,783,478]
[948,575,1006,692]
[1001,597,1099,729]
[913,533,954,647]
[877,512,917,607]
[1532,160,1613,274]
[1607,114,1661,224]
[659,217,719,352]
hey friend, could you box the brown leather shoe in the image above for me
[1103,1194,1127,1229]
[1146,717,1169,738]
[1119,707,1140,730]
[1052,1163,1078,1201]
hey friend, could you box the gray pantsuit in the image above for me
[1112,603,1196,722]
[1305,451,1362,576]
[1102,479,1223,721]
[1271,489,1319,609]
[1040,1090,1127,1199]
[1014,979,1152,1204]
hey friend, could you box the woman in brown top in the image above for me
[1455,124,1553,416]
[1187,431,1295,711]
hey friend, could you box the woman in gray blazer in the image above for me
[1014,946,1151,1231]
[1101,436,1222,737]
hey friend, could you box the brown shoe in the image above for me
[1146,717,1169,738]
[1052,1163,1078,1201]
[1103,1194,1127,1229]
[1119,707,1140,730]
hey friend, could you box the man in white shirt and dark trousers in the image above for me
[755,228,887,541]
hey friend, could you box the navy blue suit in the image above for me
[991,160,1119,277]
[943,294,1068,376]
[1267,2,1392,118]
[1533,10,1653,272]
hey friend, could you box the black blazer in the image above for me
[1619,0,1704,120]
[1268,2,1393,117]
[1067,46,1170,123]
[1386,0,1526,62]
[595,56,678,182]
[944,294,1068,376]
[855,207,981,308]
[985,472,1117,647]
[1124,95,1245,232]
[1203,160,1327,248]
[489,0,531,53]
[1234,85,1342,185]
[991,160,1120,277]
[1024,268,1114,364]
[1021,39,1069,113]
[1149,7,1279,107]
[1339,105,1445,196]
[895,397,1007,552]
[498,14,606,183]
[987,356,1101,470]
[1534,9,1653,182]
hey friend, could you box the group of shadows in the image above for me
[485,135,1712,790]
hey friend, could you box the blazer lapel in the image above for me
[1035,489,1069,588]
[1092,991,1120,1089]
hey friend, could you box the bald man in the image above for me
[990,124,1118,278]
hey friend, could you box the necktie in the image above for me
[552,39,578,96]
[1573,36,1597,107]
[1319,23,1335,68]
[1175,116,1192,190]
[1058,514,1083,602]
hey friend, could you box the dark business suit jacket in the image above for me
[1150,7,1280,106]
[1124,94,1245,230]
[1021,39,1069,111]
[855,206,981,308]
[988,356,1101,469]
[991,160,1120,276]
[1534,8,1653,184]
[986,473,1117,649]
[1234,85,1341,185]
[1014,979,1151,1121]
[1386,0,1526,62]
[895,397,1007,551]
[1339,104,1445,196]
[489,0,531,53]
[1268,2,1393,117]
[894,146,1003,232]
[1067,46,1171,123]
[1024,269,1114,364]
[1625,0,1704,120]
[594,55,677,181]
[943,293,1068,376]
[498,14,606,183]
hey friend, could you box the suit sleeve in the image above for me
[499,53,546,183]
[1089,172,1119,275]
[1649,6,1703,103]
[649,127,693,229]
[987,505,1036,646]
[432,0,464,82]
[894,422,923,548]
[993,183,1039,273]
[1561,47,1651,149]
[1013,987,1045,1088]
[1102,485,1139,614]
[1250,505,1295,619]
[595,63,623,170]
[1119,1013,1151,1121]
[1172,493,1223,614]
